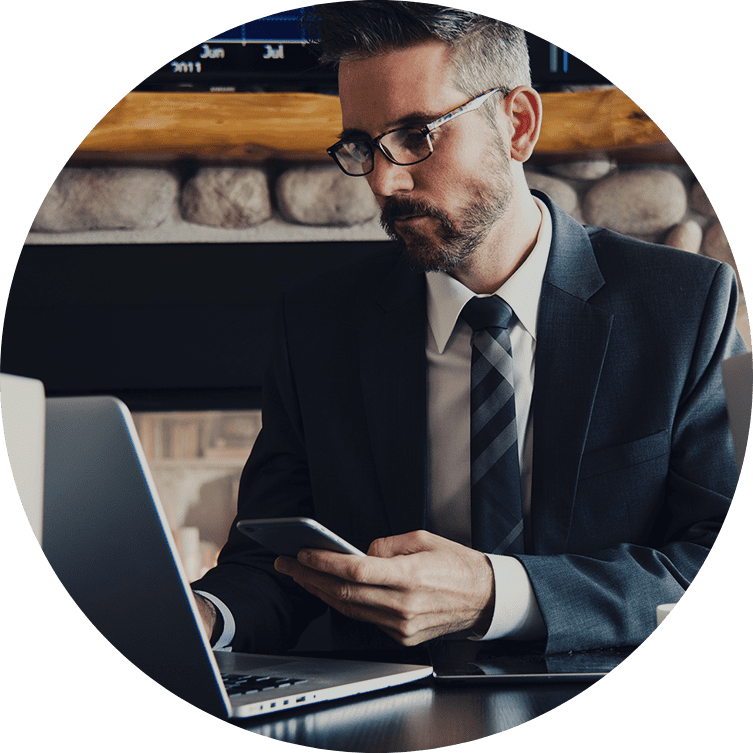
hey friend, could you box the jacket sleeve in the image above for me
[516,261,748,653]
[190,294,327,654]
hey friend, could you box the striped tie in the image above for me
[462,295,524,555]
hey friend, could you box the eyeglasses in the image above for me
[327,88,507,177]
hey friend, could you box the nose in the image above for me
[366,149,414,199]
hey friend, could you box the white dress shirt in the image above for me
[425,196,551,640]
[200,197,552,648]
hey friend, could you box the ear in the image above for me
[501,86,542,163]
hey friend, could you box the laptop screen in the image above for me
[1,373,46,544]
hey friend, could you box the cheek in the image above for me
[418,162,474,203]
[428,138,490,187]
[412,134,497,200]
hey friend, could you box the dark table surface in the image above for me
[235,668,592,750]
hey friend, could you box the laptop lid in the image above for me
[42,396,232,717]
[41,395,431,718]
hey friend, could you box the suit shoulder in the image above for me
[586,225,729,283]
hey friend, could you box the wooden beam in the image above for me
[78,92,343,159]
[537,88,669,154]
[73,88,669,160]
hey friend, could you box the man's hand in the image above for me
[274,530,494,646]
[194,593,217,640]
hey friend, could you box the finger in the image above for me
[297,548,407,587]
[306,579,454,647]
[276,557,402,625]
[278,555,399,608]
[275,555,360,597]
[302,579,393,622]
[301,579,437,645]
[277,554,478,645]
[275,552,372,584]
[367,530,440,558]
[277,555,436,632]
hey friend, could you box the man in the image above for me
[192,1,744,655]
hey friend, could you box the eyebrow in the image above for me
[338,127,371,142]
[338,110,443,142]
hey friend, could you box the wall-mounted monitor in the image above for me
[134,7,610,94]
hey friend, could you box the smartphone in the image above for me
[236,517,366,558]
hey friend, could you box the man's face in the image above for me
[338,40,513,274]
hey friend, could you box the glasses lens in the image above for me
[380,128,431,165]
[334,141,373,176]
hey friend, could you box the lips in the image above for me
[381,198,438,222]
[380,198,449,243]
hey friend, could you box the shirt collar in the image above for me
[426,196,552,354]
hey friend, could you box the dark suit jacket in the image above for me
[193,194,745,654]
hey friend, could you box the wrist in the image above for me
[194,593,222,643]
[471,554,495,637]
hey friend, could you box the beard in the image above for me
[379,147,513,274]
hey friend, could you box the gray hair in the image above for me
[303,1,532,101]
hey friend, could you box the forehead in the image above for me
[338,40,466,134]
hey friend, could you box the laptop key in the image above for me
[221,673,308,697]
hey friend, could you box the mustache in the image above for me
[380,196,449,227]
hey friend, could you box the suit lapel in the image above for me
[355,197,614,548]
[359,257,428,536]
[530,198,614,554]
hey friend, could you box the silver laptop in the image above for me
[41,395,431,719]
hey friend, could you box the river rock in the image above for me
[275,164,380,226]
[583,169,687,236]
[689,181,716,218]
[525,171,579,216]
[702,220,739,280]
[31,167,178,232]
[181,167,272,228]
[547,155,614,181]
[665,220,703,254]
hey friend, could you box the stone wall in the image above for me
[26,155,748,345]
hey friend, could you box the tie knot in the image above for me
[461,295,513,332]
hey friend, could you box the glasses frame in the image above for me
[327,87,508,177]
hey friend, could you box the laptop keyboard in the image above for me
[222,673,308,697]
